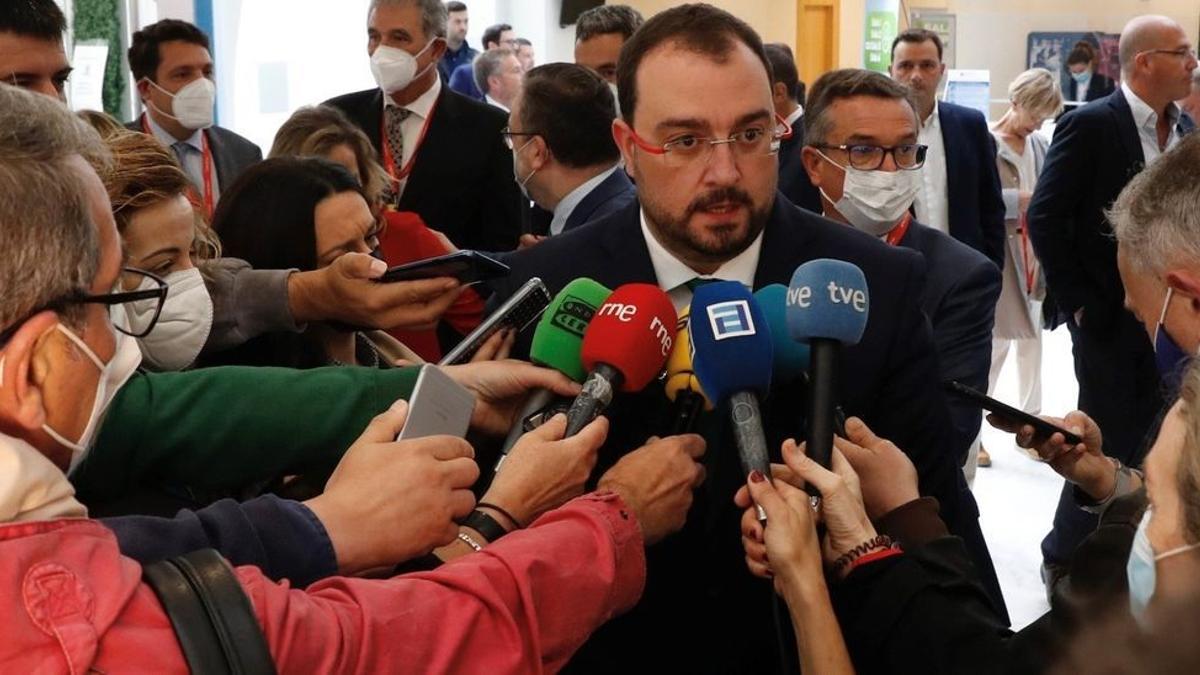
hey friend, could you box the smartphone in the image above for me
[439,278,551,365]
[396,365,476,441]
[377,251,510,285]
[943,380,1083,445]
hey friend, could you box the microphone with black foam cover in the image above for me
[564,283,676,437]
[787,259,869,474]
[664,307,713,434]
[493,278,612,473]
[689,281,774,521]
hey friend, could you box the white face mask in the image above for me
[370,41,435,94]
[126,268,213,371]
[512,137,538,201]
[40,320,142,473]
[145,76,216,130]
[817,150,921,237]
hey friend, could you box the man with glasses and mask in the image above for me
[800,68,1001,485]
[1028,14,1198,593]
[489,6,1004,672]
[327,1,521,251]
[126,20,261,220]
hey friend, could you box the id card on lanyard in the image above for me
[884,213,913,247]
[380,103,437,208]
[143,117,215,220]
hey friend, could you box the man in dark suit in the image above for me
[512,63,635,246]
[436,1,476,82]
[447,22,514,101]
[764,43,817,211]
[888,29,1006,269]
[326,0,521,251]
[490,7,1002,672]
[799,67,1001,477]
[1028,14,1197,576]
[125,20,261,218]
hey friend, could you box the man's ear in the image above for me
[428,37,448,62]
[135,77,152,102]
[530,135,551,171]
[612,119,637,172]
[800,146,825,187]
[0,312,59,433]
[1166,268,1200,311]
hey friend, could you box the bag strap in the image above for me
[144,549,277,675]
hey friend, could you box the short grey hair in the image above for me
[0,84,108,337]
[1109,132,1200,275]
[804,68,920,147]
[369,0,447,39]
[474,48,513,95]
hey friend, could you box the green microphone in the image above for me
[494,278,612,472]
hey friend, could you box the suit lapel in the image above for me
[203,128,235,191]
[599,201,657,287]
[938,104,963,214]
[1108,89,1146,171]
[752,196,816,288]
[564,170,632,231]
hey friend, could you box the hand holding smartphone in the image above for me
[943,380,1083,446]
[376,251,509,285]
[397,365,476,441]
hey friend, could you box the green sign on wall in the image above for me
[863,0,900,73]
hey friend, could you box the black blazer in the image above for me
[898,221,1001,465]
[776,113,815,205]
[490,197,1002,673]
[126,115,263,195]
[1066,71,1116,104]
[1028,89,1196,331]
[561,168,636,233]
[324,87,522,251]
[938,102,1007,269]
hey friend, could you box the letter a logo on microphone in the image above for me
[707,300,755,340]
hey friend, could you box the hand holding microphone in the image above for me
[564,283,676,437]
[494,278,611,472]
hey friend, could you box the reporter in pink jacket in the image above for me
[0,83,706,673]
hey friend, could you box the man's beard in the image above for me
[643,186,772,265]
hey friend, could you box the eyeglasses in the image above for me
[1139,47,1198,61]
[627,114,793,168]
[811,143,929,171]
[0,267,169,346]
[501,127,540,150]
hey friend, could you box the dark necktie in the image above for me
[381,106,412,207]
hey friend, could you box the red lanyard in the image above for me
[884,213,913,246]
[380,100,438,186]
[143,117,215,220]
[1019,213,1036,295]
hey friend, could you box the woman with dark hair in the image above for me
[1066,40,1115,104]
[209,157,423,368]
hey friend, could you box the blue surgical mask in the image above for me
[1153,287,1193,391]
[1071,70,1092,86]
[1128,508,1200,626]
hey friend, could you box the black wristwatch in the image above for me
[463,509,509,543]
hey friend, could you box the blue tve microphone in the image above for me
[690,281,774,521]
[786,260,869,473]
[754,284,811,383]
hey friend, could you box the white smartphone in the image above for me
[396,365,476,441]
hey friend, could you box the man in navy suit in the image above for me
[326,0,521,251]
[799,68,1001,477]
[1028,14,1197,579]
[764,43,813,207]
[489,7,1003,673]
[888,29,1006,269]
[512,63,635,247]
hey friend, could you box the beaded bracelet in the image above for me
[831,535,895,575]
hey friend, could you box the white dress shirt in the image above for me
[639,209,763,313]
[485,94,509,113]
[913,102,949,235]
[1121,81,1183,164]
[549,164,621,236]
[382,75,442,197]
[146,113,219,203]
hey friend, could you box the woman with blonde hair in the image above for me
[92,129,219,370]
[269,105,488,362]
[979,68,1063,467]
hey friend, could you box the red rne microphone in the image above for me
[564,283,676,436]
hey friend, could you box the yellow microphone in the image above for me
[664,307,713,434]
